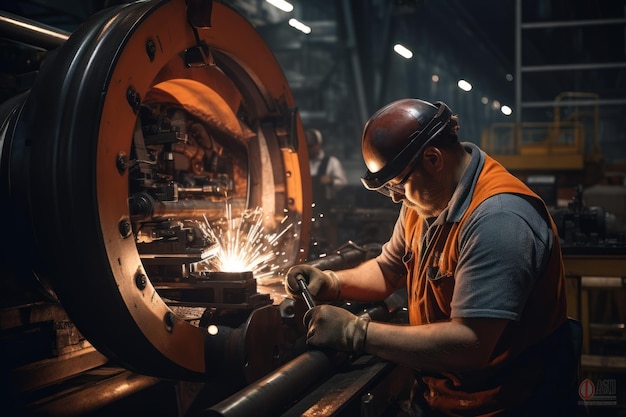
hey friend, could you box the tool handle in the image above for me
[296,274,316,309]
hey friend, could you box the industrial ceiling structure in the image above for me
[1,0,625,168]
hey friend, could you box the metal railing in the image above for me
[481,91,601,170]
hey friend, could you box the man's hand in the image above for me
[303,305,370,353]
[285,265,341,302]
[319,174,332,185]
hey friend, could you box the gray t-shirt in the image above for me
[376,143,552,321]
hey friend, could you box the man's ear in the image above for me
[422,146,443,171]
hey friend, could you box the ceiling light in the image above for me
[457,79,472,91]
[266,0,293,12]
[393,44,413,59]
[289,18,311,34]
[501,105,512,116]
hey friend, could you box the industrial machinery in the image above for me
[0,1,409,416]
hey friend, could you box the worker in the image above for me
[306,128,348,251]
[287,99,580,416]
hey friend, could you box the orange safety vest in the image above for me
[403,154,568,415]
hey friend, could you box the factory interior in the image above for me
[0,0,625,416]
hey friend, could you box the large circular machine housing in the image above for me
[1,0,311,381]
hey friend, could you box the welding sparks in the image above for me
[196,204,295,282]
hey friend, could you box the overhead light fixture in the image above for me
[266,0,293,12]
[457,79,472,92]
[501,105,512,116]
[393,44,413,59]
[289,18,311,34]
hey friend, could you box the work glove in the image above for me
[285,265,341,302]
[303,305,370,353]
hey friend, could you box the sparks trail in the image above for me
[196,204,295,282]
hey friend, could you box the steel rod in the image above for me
[0,10,70,50]
[201,350,337,417]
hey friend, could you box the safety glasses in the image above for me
[374,160,420,197]
[361,101,452,193]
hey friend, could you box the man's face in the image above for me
[376,162,417,201]
[386,162,440,218]
[308,142,322,159]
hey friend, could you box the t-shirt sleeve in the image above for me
[328,156,348,186]
[376,205,410,283]
[451,194,552,321]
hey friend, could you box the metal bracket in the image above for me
[185,0,213,67]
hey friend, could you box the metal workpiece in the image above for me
[307,241,384,270]
[202,349,411,417]
[20,368,167,417]
[297,275,316,309]
[129,192,229,221]
[202,350,338,417]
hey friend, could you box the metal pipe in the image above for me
[522,62,626,72]
[129,192,227,221]
[201,350,338,417]
[153,199,228,219]
[340,0,369,128]
[307,241,382,271]
[24,369,164,416]
[521,98,626,108]
[514,0,522,125]
[522,17,626,29]
[0,10,70,50]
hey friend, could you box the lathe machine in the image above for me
[0,1,409,416]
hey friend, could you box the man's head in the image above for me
[360,99,458,196]
[306,128,323,159]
